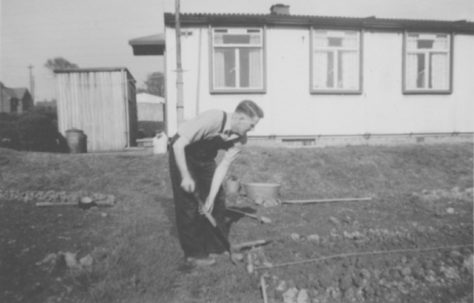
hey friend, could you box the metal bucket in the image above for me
[243,183,280,201]
[65,129,87,153]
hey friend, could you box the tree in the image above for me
[44,57,79,71]
[144,72,165,97]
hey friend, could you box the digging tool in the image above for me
[282,197,372,205]
[192,192,236,265]
[227,207,272,224]
[233,239,272,251]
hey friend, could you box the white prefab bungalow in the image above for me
[129,5,474,144]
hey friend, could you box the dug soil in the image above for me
[0,144,472,303]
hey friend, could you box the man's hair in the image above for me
[235,100,264,118]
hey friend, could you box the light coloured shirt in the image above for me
[177,110,246,146]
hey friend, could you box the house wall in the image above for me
[164,26,474,137]
[56,70,136,151]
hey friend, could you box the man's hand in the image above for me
[201,197,215,214]
[180,175,195,193]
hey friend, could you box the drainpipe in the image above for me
[0,82,3,112]
[175,0,184,125]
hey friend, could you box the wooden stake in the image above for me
[254,244,473,271]
[260,274,268,303]
[227,207,272,224]
[233,239,271,251]
[36,202,77,207]
[282,197,372,204]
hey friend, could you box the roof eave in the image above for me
[163,13,474,34]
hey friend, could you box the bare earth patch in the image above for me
[0,143,472,302]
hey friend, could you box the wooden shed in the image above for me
[55,67,138,152]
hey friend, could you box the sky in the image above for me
[1,0,473,101]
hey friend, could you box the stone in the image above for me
[63,252,80,269]
[296,289,310,303]
[463,255,474,274]
[307,234,320,243]
[283,287,298,303]
[329,217,341,226]
[339,274,353,291]
[79,254,93,268]
[36,253,58,266]
[440,265,459,280]
[276,280,287,292]
[400,267,412,277]
[291,233,301,241]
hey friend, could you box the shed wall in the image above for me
[56,70,136,151]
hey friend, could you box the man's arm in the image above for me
[172,136,195,193]
[203,146,241,213]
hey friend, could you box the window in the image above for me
[210,28,265,93]
[11,99,19,113]
[404,33,451,93]
[311,29,361,94]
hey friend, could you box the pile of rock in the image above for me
[0,189,116,206]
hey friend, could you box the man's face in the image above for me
[235,114,260,136]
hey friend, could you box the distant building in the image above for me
[0,82,34,114]
[137,92,164,121]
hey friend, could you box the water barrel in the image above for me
[153,132,168,154]
[65,129,87,153]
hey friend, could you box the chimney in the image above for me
[270,4,290,15]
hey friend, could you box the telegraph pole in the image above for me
[175,0,184,125]
[28,64,35,101]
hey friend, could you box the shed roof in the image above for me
[54,67,136,82]
[164,12,474,34]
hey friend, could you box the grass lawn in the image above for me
[0,143,472,303]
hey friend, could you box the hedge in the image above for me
[0,107,67,152]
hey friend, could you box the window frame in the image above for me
[309,27,363,95]
[209,26,266,94]
[402,31,453,95]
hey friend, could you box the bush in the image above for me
[0,114,20,149]
[0,108,67,152]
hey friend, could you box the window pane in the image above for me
[343,35,358,48]
[223,35,251,44]
[418,40,434,49]
[313,51,328,88]
[340,51,359,89]
[431,53,449,89]
[417,53,426,88]
[240,48,262,88]
[433,37,448,50]
[214,48,236,87]
[328,37,342,47]
[327,52,335,88]
[406,53,417,89]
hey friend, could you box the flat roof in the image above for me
[164,13,474,34]
[128,34,165,56]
